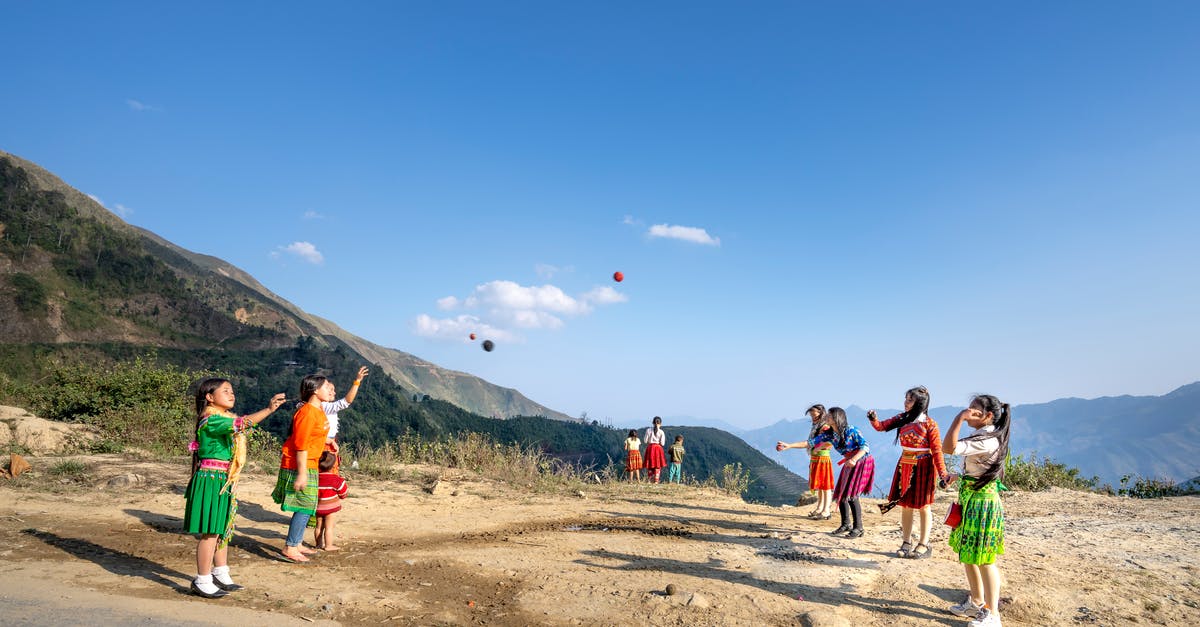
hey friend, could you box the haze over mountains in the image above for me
[741,385,1200,487]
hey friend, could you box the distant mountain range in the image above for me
[739,385,1200,488]
[0,149,805,503]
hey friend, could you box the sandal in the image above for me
[908,544,933,559]
[896,541,913,558]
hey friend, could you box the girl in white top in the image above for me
[643,416,668,484]
[941,394,1011,627]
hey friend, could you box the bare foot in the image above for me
[281,551,310,563]
[322,545,340,551]
[298,546,318,555]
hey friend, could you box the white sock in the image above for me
[211,565,234,586]
[194,574,221,594]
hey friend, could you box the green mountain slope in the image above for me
[0,150,806,503]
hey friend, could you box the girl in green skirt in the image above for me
[941,394,1011,627]
[185,378,286,598]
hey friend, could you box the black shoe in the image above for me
[214,579,244,592]
[190,581,228,599]
[830,525,851,536]
[845,528,864,539]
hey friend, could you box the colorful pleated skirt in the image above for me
[832,454,875,503]
[808,452,835,491]
[271,467,319,515]
[887,453,938,508]
[626,450,643,472]
[184,467,232,535]
[949,477,1005,565]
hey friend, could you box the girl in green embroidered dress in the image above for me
[184,378,286,598]
[941,394,1011,627]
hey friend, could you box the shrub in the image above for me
[9,273,48,315]
[1003,453,1098,492]
[1118,474,1194,499]
[21,355,211,455]
[718,462,753,496]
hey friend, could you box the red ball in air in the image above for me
[613,271,624,283]
[469,333,477,340]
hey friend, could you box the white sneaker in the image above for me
[969,608,1001,627]
[949,596,983,617]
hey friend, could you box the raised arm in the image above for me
[776,440,811,451]
[942,409,970,454]
[866,409,905,432]
[242,393,287,426]
[343,366,369,405]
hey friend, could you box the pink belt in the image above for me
[199,459,231,471]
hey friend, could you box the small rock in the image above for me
[103,473,144,489]
[687,593,709,608]
[574,490,586,498]
[8,454,32,478]
[322,603,333,612]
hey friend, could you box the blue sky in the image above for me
[3,2,1199,427]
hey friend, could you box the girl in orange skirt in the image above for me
[804,404,835,520]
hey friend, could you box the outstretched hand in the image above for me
[357,366,370,380]
[267,393,287,412]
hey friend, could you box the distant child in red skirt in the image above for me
[624,430,643,481]
[643,416,668,483]
[869,386,952,559]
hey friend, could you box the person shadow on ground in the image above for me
[21,528,190,594]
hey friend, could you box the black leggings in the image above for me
[838,497,863,530]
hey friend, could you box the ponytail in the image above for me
[965,394,1011,487]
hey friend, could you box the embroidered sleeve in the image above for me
[926,420,950,480]
[843,427,869,454]
[870,412,905,432]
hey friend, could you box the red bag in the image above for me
[944,502,962,528]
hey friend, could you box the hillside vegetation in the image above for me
[0,151,806,504]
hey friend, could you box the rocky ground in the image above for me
[1,448,1198,626]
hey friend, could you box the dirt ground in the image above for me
[1,454,1198,626]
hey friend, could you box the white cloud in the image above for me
[303,210,325,220]
[415,278,627,341]
[86,194,134,219]
[275,241,324,265]
[581,286,628,306]
[412,314,520,343]
[467,280,591,316]
[126,99,160,112]
[648,223,720,246]
[622,215,642,226]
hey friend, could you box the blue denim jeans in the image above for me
[286,511,312,547]
[668,462,682,483]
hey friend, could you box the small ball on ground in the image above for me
[665,583,677,596]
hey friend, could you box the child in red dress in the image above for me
[313,451,349,551]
